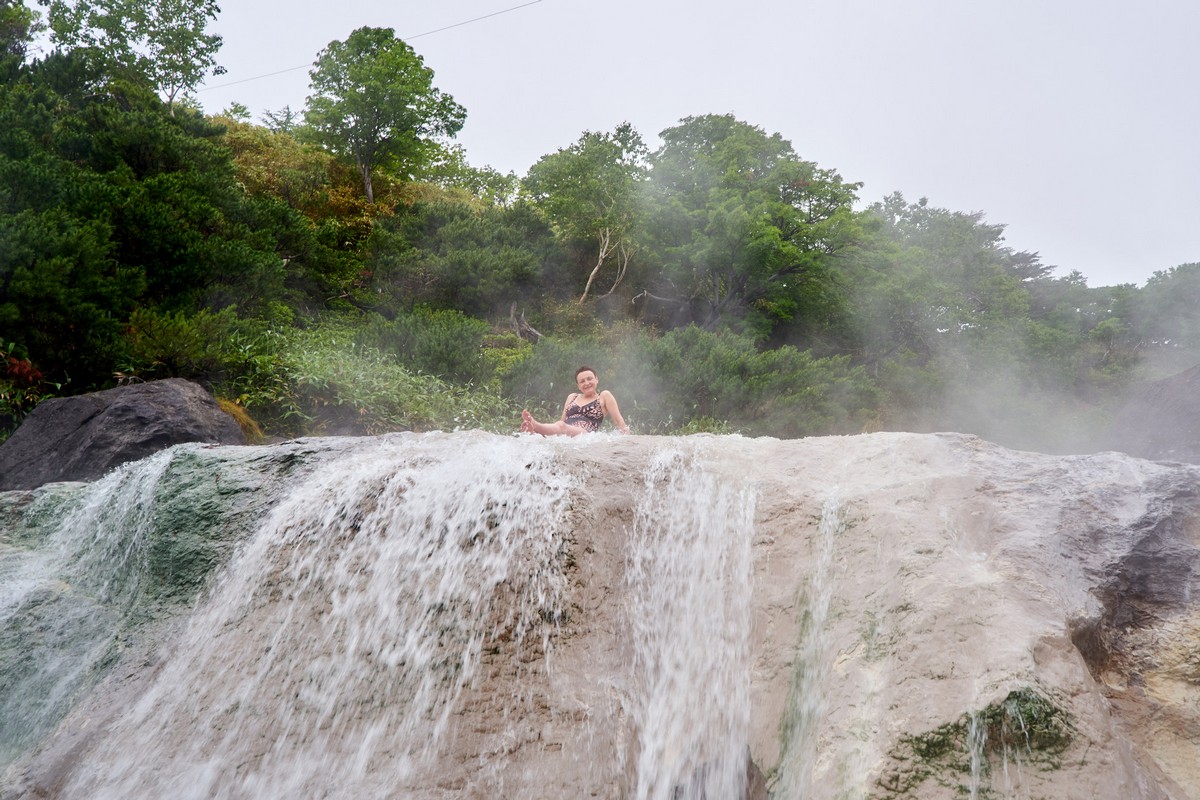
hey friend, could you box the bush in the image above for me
[252,321,518,436]
[0,344,58,440]
[356,308,490,384]
[122,306,243,383]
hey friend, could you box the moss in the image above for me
[876,687,1074,798]
[216,396,265,443]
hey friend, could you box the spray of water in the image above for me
[62,433,574,799]
[967,709,988,800]
[774,492,842,799]
[622,441,756,800]
[0,449,175,769]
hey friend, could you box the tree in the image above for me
[523,123,648,303]
[840,192,1137,448]
[1130,262,1200,374]
[38,0,224,109]
[303,27,465,204]
[417,142,518,207]
[261,104,301,134]
[640,114,861,337]
[1,0,43,66]
[367,201,551,317]
[0,49,313,386]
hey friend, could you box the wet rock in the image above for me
[0,378,243,491]
[3,431,1200,799]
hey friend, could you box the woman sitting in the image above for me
[521,365,629,436]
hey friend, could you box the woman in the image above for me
[521,365,629,436]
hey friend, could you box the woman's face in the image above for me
[576,370,598,395]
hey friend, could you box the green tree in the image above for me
[0,49,310,386]
[261,104,301,134]
[523,123,648,303]
[1,0,42,66]
[842,192,1134,448]
[303,27,465,204]
[215,117,370,310]
[1130,262,1200,375]
[368,200,552,317]
[417,143,518,207]
[38,0,224,108]
[641,114,861,337]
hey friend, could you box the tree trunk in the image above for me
[600,242,632,298]
[358,158,375,204]
[578,228,615,304]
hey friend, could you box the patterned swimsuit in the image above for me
[564,395,605,432]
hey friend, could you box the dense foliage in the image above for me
[0,6,1190,448]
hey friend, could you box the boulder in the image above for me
[0,378,244,490]
[1108,363,1200,463]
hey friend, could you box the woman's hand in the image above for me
[601,390,630,434]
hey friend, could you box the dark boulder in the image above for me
[1109,363,1200,463]
[0,378,244,491]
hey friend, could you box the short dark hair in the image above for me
[575,365,596,378]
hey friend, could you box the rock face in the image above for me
[1109,362,1200,463]
[1,431,1198,799]
[0,378,243,491]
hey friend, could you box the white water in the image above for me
[967,709,987,800]
[0,450,175,767]
[64,433,575,799]
[5,431,1185,799]
[4,434,779,799]
[622,444,756,799]
[774,492,842,800]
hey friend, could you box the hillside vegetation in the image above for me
[3,3,1197,449]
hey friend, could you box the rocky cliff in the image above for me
[1,431,1197,799]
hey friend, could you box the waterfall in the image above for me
[10,431,1170,799]
[56,433,575,799]
[2,434,780,799]
[0,449,175,769]
[622,443,756,800]
[967,709,987,800]
[774,492,841,799]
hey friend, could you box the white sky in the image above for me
[194,0,1199,288]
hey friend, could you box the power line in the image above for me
[198,0,544,93]
[407,0,542,40]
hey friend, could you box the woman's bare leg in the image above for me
[521,410,584,437]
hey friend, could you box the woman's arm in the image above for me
[559,393,577,422]
[601,390,629,434]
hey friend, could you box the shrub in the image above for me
[0,344,58,440]
[253,321,518,436]
[122,306,243,383]
[356,308,490,384]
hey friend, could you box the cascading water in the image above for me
[967,710,987,800]
[774,493,841,800]
[9,431,1142,800]
[621,444,756,799]
[53,433,576,799]
[0,449,175,770]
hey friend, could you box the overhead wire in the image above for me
[197,0,544,93]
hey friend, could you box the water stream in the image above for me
[0,450,175,768]
[622,445,756,799]
[58,434,576,799]
[773,493,842,799]
[1,434,845,799]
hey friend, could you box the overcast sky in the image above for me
[196,0,1199,288]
